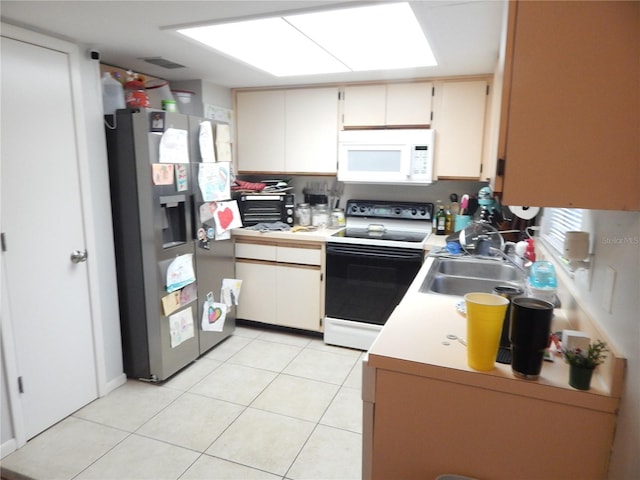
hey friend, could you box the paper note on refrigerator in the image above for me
[169,306,195,348]
[215,124,232,163]
[221,278,243,306]
[213,200,242,235]
[161,291,181,316]
[201,295,227,332]
[198,162,230,202]
[166,254,195,293]
[152,163,174,185]
[199,121,216,162]
[159,128,189,164]
[174,164,188,192]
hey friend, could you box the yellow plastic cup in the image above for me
[465,292,510,371]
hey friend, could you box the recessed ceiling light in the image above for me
[176,2,437,77]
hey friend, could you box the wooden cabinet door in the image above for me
[498,1,639,210]
[285,87,339,174]
[386,82,432,126]
[236,261,278,324]
[342,84,387,127]
[433,80,488,179]
[276,265,322,331]
[236,90,285,172]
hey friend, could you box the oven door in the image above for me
[325,243,423,325]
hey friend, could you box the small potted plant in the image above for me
[563,340,608,390]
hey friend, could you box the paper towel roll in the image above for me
[509,206,540,220]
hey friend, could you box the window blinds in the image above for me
[542,208,584,253]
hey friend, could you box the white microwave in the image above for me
[338,129,434,184]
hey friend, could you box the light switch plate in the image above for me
[602,266,616,313]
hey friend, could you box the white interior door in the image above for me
[1,36,97,440]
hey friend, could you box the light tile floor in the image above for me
[1,325,364,480]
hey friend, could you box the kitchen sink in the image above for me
[436,258,522,281]
[419,257,525,296]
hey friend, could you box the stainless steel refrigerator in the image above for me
[187,114,236,355]
[105,108,235,382]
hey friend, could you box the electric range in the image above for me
[324,200,433,350]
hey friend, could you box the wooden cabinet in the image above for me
[495,1,640,210]
[342,82,433,127]
[235,87,339,174]
[235,238,324,332]
[432,79,489,179]
[364,365,617,480]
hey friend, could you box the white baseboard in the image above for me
[1,438,17,459]
[102,373,126,397]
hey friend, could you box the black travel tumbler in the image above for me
[509,297,554,379]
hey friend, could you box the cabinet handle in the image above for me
[496,158,506,176]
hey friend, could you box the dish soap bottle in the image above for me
[435,202,447,235]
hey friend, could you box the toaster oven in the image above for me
[235,193,295,227]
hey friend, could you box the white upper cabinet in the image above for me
[236,90,285,172]
[432,79,489,179]
[236,87,339,174]
[342,82,433,127]
[285,88,339,174]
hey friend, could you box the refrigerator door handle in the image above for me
[70,249,88,264]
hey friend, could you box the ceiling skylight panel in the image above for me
[285,3,436,71]
[177,18,349,76]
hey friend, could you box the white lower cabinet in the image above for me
[235,239,324,332]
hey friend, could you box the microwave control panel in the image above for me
[410,145,431,177]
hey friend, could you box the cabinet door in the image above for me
[498,1,639,210]
[433,80,488,179]
[276,265,322,331]
[235,261,278,324]
[236,90,285,172]
[386,82,432,126]
[342,85,387,127]
[285,87,339,174]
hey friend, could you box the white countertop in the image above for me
[232,226,341,243]
[367,255,620,413]
[232,226,621,413]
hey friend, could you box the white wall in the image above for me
[78,51,125,390]
[570,210,640,479]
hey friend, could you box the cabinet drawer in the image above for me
[235,242,277,261]
[276,246,322,265]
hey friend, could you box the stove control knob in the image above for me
[360,206,366,213]
[351,205,358,213]
[411,208,417,216]
[395,207,402,216]
[420,208,426,216]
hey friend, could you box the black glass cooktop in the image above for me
[332,228,427,243]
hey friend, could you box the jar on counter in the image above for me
[124,80,150,108]
[295,203,311,226]
[311,203,329,228]
[330,208,345,228]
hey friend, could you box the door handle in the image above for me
[70,250,88,264]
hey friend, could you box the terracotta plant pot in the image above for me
[569,364,594,390]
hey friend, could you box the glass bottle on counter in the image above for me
[444,204,453,235]
[435,202,447,235]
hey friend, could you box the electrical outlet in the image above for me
[602,266,616,313]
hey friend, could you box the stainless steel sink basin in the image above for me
[436,258,522,281]
[419,257,525,296]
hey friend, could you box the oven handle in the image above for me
[326,244,424,261]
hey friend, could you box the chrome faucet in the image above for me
[488,246,530,275]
